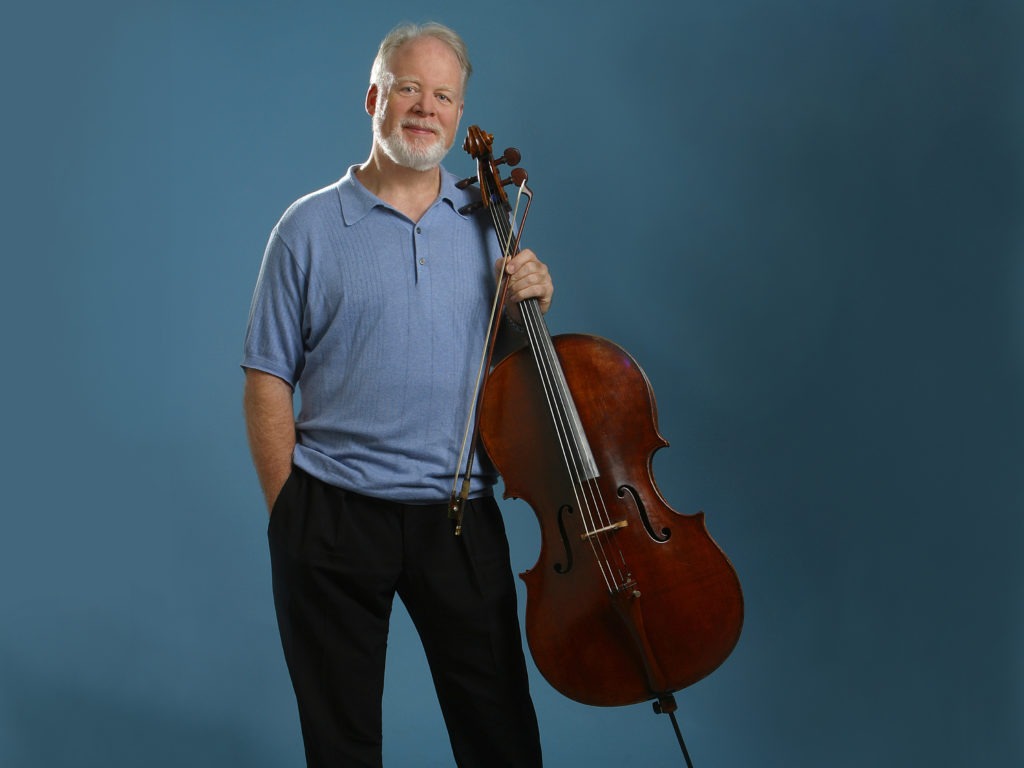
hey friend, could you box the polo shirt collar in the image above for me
[337,164,475,226]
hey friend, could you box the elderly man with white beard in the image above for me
[242,21,552,768]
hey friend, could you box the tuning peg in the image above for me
[455,175,479,190]
[502,168,528,187]
[458,200,486,215]
[497,148,521,167]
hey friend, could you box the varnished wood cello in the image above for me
[450,126,744,765]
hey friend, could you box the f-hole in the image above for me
[618,485,671,542]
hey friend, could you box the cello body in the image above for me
[480,333,744,707]
[455,124,743,710]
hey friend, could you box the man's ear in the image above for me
[365,83,379,117]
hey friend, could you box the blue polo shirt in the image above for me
[243,165,503,503]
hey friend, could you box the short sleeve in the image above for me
[241,227,308,386]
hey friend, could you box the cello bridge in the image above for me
[580,519,629,541]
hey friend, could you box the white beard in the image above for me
[373,110,451,172]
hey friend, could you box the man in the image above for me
[242,21,552,768]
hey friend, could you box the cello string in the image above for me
[492,185,630,592]
[491,212,589,520]
[493,187,631,590]
[488,203,619,590]
[513,289,630,587]
[515,292,630,591]
[518,297,632,590]
[515,293,618,591]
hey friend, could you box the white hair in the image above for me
[369,22,472,91]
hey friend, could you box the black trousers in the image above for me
[268,467,543,768]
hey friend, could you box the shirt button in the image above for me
[416,227,422,234]
[419,258,426,265]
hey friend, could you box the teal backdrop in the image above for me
[1,1,1021,766]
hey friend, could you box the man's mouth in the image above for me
[402,120,440,136]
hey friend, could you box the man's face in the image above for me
[370,36,465,171]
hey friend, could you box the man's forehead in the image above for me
[387,38,464,85]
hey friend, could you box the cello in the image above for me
[450,126,744,765]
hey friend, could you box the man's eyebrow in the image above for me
[393,75,458,92]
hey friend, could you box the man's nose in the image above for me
[412,95,434,116]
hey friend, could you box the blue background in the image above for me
[1,1,1022,766]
